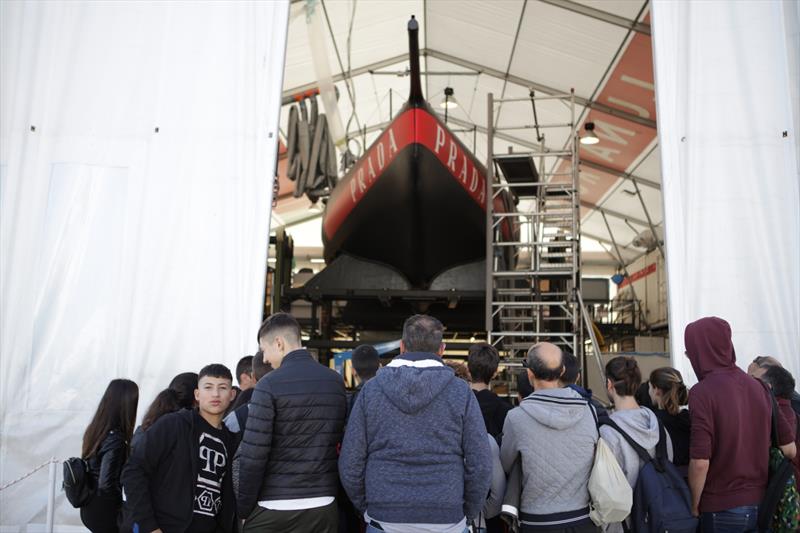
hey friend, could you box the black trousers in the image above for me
[242,500,339,533]
[79,493,120,533]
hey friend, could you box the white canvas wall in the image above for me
[652,0,800,384]
[0,0,289,527]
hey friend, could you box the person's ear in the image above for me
[527,368,535,383]
[399,340,406,353]
[194,388,200,403]
[606,378,614,394]
[229,387,236,402]
[275,336,285,355]
[437,343,446,356]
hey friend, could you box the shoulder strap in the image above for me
[602,418,653,465]
[757,379,780,447]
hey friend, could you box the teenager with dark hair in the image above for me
[238,313,347,532]
[649,367,691,468]
[468,342,511,444]
[348,345,380,416]
[236,355,256,390]
[601,356,671,533]
[560,352,607,419]
[80,379,139,533]
[122,364,236,533]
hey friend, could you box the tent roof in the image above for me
[275,0,661,269]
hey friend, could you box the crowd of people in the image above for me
[74,313,800,533]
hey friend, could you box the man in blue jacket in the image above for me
[339,314,492,532]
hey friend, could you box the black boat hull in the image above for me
[322,104,515,288]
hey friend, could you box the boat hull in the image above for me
[322,103,514,289]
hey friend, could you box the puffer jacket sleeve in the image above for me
[462,387,492,520]
[97,431,127,498]
[237,378,276,518]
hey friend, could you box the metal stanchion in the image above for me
[46,457,56,533]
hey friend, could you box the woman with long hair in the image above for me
[139,372,198,432]
[649,366,690,469]
[600,356,672,533]
[80,378,139,533]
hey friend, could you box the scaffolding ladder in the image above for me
[485,91,583,364]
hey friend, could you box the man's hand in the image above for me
[691,505,700,517]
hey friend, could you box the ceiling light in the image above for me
[309,258,325,264]
[580,122,599,145]
[439,87,458,109]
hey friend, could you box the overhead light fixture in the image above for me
[439,87,458,109]
[309,258,325,264]
[580,122,599,145]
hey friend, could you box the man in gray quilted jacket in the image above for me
[500,342,599,533]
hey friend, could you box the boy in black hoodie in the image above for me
[122,364,237,533]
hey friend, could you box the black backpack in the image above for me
[62,457,94,508]
[757,384,800,532]
[604,418,698,533]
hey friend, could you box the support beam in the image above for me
[283,53,411,100]
[582,201,650,229]
[439,114,660,192]
[582,231,639,251]
[579,159,660,191]
[425,49,657,129]
[539,0,651,36]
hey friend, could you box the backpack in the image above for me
[586,404,632,526]
[62,457,94,508]
[758,386,800,532]
[603,418,697,533]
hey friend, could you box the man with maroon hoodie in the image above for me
[685,317,795,532]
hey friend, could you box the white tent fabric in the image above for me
[652,0,800,383]
[0,0,288,527]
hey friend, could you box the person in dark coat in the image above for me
[348,344,380,416]
[648,367,691,469]
[80,379,139,533]
[122,364,237,533]
[560,352,608,419]
[237,313,347,532]
[467,342,512,444]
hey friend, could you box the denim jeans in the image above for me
[700,505,759,533]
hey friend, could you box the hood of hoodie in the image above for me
[519,387,590,430]
[611,407,662,450]
[684,316,736,380]
[373,353,458,414]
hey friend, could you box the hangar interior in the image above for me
[268,0,667,400]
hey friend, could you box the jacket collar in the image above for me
[281,348,313,365]
[387,351,444,368]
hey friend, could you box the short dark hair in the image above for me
[606,356,641,396]
[467,343,499,384]
[352,345,380,380]
[517,369,534,399]
[198,364,232,383]
[526,344,563,382]
[763,366,796,400]
[402,314,444,353]
[257,312,301,345]
[252,350,272,382]
[561,352,580,385]
[236,356,254,382]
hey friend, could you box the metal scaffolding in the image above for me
[484,90,584,365]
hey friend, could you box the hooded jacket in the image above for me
[600,408,673,489]
[500,387,598,521]
[684,316,773,512]
[338,352,491,525]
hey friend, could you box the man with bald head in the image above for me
[500,342,599,533]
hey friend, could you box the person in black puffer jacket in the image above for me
[238,313,347,533]
[80,379,139,533]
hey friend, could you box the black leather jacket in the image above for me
[87,430,127,499]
